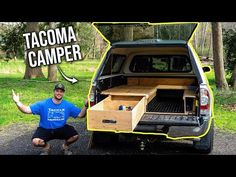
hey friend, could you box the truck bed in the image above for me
[147,97,184,113]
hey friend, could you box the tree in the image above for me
[200,23,208,55]
[232,65,236,89]
[192,22,213,57]
[124,26,133,41]
[211,22,229,90]
[223,28,236,89]
[23,22,45,79]
[48,63,58,82]
[77,22,98,58]
[0,23,25,59]
[47,22,58,82]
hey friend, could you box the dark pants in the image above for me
[32,124,78,142]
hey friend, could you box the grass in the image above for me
[205,71,236,132]
[0,59,100,126]
[0,59,100,80]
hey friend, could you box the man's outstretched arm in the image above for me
[77,99,88,118]
[12,89,32,114]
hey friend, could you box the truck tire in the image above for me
[193,119,214,154]
[89,131,119,148]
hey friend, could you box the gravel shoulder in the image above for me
[0,122,236,155]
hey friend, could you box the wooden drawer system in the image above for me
[88,95,146,131]
[88,81,197,131]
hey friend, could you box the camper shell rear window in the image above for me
[129,55,192,73]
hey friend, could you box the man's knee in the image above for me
[32,138,45,147]
[67,135,79,142]
[71,134,79,141]
[73,134,79,140]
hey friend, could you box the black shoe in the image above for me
[62,144,73,155]
[39,145,52,155]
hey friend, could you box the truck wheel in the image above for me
[88,131,119,148]
[193,119,214,154]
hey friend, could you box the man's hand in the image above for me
[84,99,88,108]
[12,89,32,114]
[12,89,20,103]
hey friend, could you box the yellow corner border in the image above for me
[86,22,214,141]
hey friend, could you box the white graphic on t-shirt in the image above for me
[47,108,65,121]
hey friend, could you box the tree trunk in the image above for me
[201,22,208,55]
[194,28,198,50]
[47,22,58,82]
[124,26,133,41]
[155,26,158,38]
[211,22,229,90]
[93,33,96,59]
[48,64,58,82]
[207,29,212,58]
[232,64,236,89]
[23,22,45,79]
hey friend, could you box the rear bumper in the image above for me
[167,119,210,138]
[134,118,210,138]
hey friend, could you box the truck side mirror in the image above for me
[202,66,211,73]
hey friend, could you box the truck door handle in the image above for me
[102,119,117,124]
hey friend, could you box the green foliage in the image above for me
[59,22,98,56]
[192,23,212,57]
[223,28,236,75]
[76,22,99,58]
[0,23,26,59]
[0,22,104,61]
[96,25,113,41]
[57,22,76,28]
[49,22,101,58]
[205,71,236,132]
[156,24,196,40]
[95,23,196,42]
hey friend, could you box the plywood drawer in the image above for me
[88,95,146,131]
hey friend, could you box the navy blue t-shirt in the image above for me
[29,98,81,129]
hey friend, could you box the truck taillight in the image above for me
[89,85,96,107]
[200,88,210,115]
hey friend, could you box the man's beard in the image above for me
[54,95,62,100]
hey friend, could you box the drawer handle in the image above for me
[102,119,117,124]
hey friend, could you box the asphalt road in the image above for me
[0,122,236,155]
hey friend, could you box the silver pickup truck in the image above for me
[88,23,214,153]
